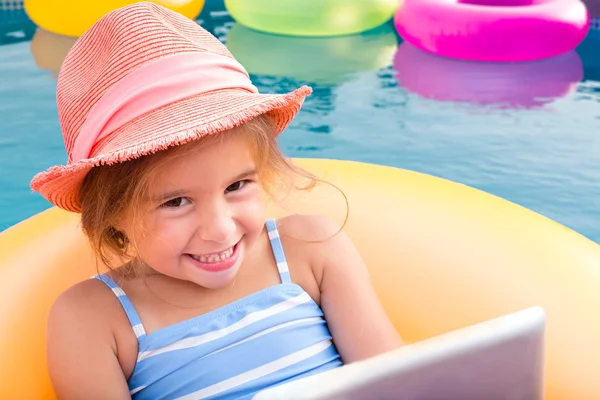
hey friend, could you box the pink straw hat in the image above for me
[30,2,312,213]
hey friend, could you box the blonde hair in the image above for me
[79,114,322,276]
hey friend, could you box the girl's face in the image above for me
[132,133,266,289]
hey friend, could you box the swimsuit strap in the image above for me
[93,274,147,340]
[265,219,291,284]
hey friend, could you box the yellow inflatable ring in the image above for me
[24,0,205,37]
[1,159,599,399]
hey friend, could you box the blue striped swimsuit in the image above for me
[94,219,342,399]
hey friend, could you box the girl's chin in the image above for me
[193,267,240,289]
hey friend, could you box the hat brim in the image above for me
[31,86,312,213]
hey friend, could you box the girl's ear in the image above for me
[111,207,137,250]
[108,226,130,250]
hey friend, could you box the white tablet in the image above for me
[254,307,545,400]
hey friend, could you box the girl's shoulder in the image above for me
[277,215,404,362]
[50,277,127,332]
[49,274,139,341]
[50,271,137,323]
[275,214,347,292]
[47,278,137,396]
[47,276,139,372]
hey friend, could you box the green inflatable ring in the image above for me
[226,23,398,85]
[224,0,399,37]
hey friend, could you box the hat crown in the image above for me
[57,2,234,158]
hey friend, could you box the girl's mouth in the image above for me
[186,242,240,272]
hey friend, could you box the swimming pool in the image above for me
[1,3,599,243]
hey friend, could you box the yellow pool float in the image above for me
[1,159,599,399]
[24,0,205,37]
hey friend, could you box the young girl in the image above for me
[31,3,402,399]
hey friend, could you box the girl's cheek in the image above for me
[243,189,266,212]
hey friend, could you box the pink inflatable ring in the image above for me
[394,0,590,62]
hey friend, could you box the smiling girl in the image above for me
[31,3,402,399]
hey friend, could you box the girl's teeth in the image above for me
[191,247,233,263]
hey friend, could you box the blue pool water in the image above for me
[1,4,599,243]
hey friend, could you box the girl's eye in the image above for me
[161,197,190,208]
[225,180,249,194]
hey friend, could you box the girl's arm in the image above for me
[303,215,403,363]
[47,282,132,399]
